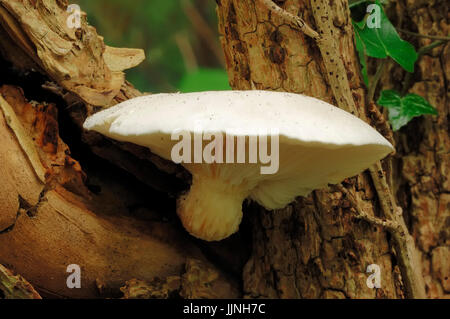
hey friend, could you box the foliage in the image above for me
[377,90,438,131]
[353,2,417,73]
[350,0,438,130]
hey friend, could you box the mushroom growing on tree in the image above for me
[83,90,394,241]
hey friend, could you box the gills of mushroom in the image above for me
[83,90,394,241]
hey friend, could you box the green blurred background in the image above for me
[74,0,230,93]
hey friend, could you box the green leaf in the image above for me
[354,27,369,86]
[377,90,438,131]
[178,69,231,93]
[376,89,402,107]
[352,0,418,72]
[402,94,439,117]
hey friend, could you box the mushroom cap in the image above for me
[84,90,394,210]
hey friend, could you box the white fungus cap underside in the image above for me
[84,90,392,149]
[84,90,394,210]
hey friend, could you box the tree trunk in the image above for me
[379,0,449,298]
[217,0,447,299]
[0,0,447,299]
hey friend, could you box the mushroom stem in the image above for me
[177,172,249,241]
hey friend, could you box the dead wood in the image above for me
[0,0,239,299]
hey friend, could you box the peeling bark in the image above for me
[0,0,239,299]
[0,84,234,298]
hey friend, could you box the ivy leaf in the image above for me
[354,26,369,86]
[377,90,438,131]
[352,0,418,72]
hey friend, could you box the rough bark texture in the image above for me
[217,0,397,299]
[0,0,240,299]
[380,0,449,298]
[0,0,447,299]
[216,0,446,299]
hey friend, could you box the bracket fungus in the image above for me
[83,90,394,241]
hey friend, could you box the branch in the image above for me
[336,185,400,233]
[397,29,450,41]
[261,0,358,115]
[367,59,387,103]
[368,162,426,298]
[260,0,319,39]
[310,0,361,116]
[418,40,447,55]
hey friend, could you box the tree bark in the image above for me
[379,0,449,298]
[216,0,446,299]
[0,0,447,299]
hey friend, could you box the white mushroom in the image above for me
[83,90,394,241]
